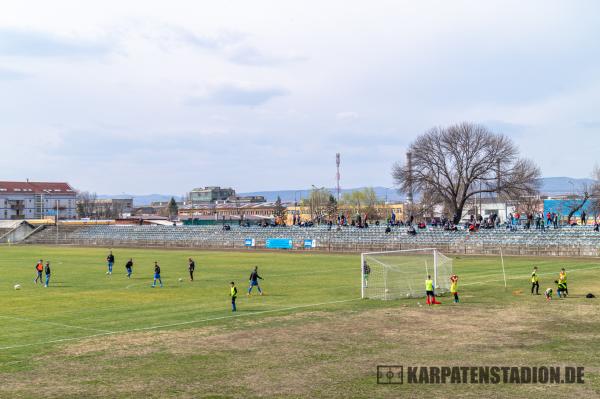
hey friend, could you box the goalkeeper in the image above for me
[363,260,371,288]
[425,275,440,305]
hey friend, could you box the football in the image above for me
[14,284,21,290]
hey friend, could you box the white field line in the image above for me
[0,315,113,333]
[0,297,361,351]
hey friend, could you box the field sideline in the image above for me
[1,245,599,398]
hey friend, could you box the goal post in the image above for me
[361,248,453,300]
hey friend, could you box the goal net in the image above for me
[361,248,453,299]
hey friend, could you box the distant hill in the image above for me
[538,177,596,195]
[238,186,404,203]
[98,177,596,205]
[240,177,597,201]
[97,194,183,206]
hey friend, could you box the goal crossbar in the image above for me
[361,248,452,300]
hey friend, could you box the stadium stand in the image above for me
[0,221,24,240]
[21,224,600,256]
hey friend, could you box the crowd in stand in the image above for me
[228,208,598,235]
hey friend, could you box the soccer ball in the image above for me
[406,293,411,298]
[14,284,21,290]
[384,289,389,294]
[178,278,183,282]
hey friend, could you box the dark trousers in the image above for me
[189,270,194,281]
[231,297,237,311]
[531,281,539,294]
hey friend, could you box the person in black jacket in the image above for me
[248,266,263,295]
[106,251,115,275]
[152,261,163,288]
[188,258,195,281]
[125,258,133,279]
[44,261,51,288]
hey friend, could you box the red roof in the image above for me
[0,181,75,195]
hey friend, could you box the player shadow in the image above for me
[47,283,72,287]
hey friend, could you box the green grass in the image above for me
[0,245,599,398]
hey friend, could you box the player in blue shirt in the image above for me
[151,261,163,288]
[248,266,263,295]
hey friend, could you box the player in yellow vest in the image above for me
[559,268,568,296]
[425,275,437,305]
[230,281,238,312]
[531,266,540,295]
[450,274,459,303]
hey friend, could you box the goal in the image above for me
[361,248,453,299]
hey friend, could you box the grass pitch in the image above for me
[1,245,599,398]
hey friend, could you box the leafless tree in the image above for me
[76,191,98,218]
[587,168,600,223]
[302,187,331,223]
[567,167,600,223]
[565,187,590,224]
[515,195,543,215]
[392,122,541,224]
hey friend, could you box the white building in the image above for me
[0,181,77,220]
[462,197,517,223]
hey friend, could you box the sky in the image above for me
[0,0,599,194]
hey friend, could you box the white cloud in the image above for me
[0,0,599,193]
[335,111,359,121]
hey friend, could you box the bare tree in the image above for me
[76,191,98,218]
[565,188,590,224]
[392,122,541,224]
[302,187,331,223]
[515,195,543,215]
[587,167,600,223]
[566,167,600,224]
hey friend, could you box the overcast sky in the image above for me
[1,1,599,194]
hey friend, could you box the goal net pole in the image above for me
[500,247,507,290]
[361,248,452,300]
[433,249,438,289]
[361,252,365,299]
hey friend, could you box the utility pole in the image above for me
[406,152,414,222]
[55,199,59,244]
[336,153,341,202]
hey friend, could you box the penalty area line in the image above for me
[0,297,361,351]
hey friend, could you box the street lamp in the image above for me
[568,180,575,195]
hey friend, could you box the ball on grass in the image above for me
[14,284,21,290]
[178,278,183,282]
